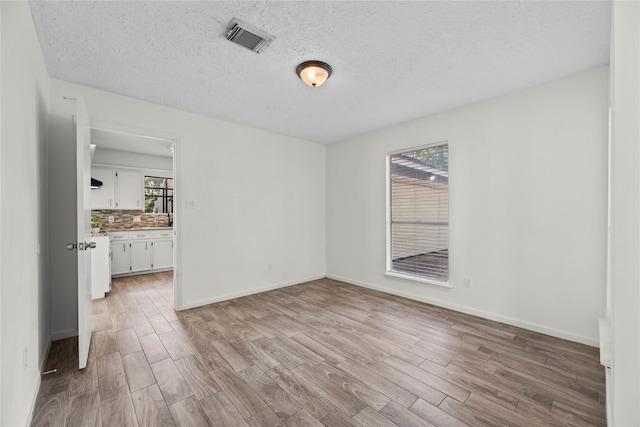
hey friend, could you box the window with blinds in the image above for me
[388,143,449,282]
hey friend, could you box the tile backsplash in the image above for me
[92,210,172,231]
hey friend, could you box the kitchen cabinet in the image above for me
[151,229,173,269]
[90,167,143,210]
[90,167,116,209]
[116,170,143,210]
[91,236,111,299]
[110,229,173,276]
[110,232,130,275]
[130,231,152,272]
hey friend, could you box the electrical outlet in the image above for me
[108,216,115,223]
[23,347,28,369]
[464,277,472,288]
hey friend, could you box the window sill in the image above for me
[384,271,452,289]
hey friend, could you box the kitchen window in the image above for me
[144,176,173,214]
[387,142,449,285]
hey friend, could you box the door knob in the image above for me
[66,243,77,250]
[84,241,96,250]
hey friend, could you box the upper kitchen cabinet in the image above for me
[116,170,143,210]
[91,167,143,210]
[91,166,116,209]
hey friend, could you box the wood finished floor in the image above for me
[32,272,606,426]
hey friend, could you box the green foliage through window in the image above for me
[144,176,173,214]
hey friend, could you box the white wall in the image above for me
[0,2,51,425]
[48,79,326,336]
[327,66,608,346]
[93,147,173,173]
[609,1,640,424]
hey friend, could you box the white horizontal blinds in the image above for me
[390,144,449,281]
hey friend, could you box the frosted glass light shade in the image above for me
[296,61,332,88]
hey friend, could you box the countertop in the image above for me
[92,226,173,237]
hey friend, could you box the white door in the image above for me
[76,97,93,370]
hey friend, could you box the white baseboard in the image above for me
[26,336,52,426]
[50,328,77,341]
[180,275,326,311]
[326,274,599,347]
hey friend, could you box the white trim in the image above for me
[327,273,600,347]
[179,275,326,311]
[112,267,173,279]
[90,119,180,143]
[387,140,449,156]
[92,162,172,177]
[26,338,51,426]
[172,136,181,310]
[50,328,77,341]
[384,271,451,288]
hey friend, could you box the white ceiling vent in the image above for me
[225,18,274,54]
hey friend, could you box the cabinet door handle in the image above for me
[122,243,125,252]
[145,242,148,250]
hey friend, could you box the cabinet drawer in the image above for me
[109,232,129,242]
[131,231,151,240]
[151,230,173,239]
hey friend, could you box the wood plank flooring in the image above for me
[32,272,606,426]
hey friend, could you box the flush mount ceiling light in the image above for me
[296,61,332,88]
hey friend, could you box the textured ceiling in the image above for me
[29,1,611,144]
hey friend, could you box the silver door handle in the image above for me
[84,241,96,250]
[67,242,88,251]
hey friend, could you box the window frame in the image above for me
[144,175,174,214]
[385,142,451,288]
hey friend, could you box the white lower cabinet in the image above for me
[110,229,173,276]
[131,241,152,272]
[130,231,152,272]
[110,232,131,275]
[151,229,173,270]
[152,239,173,269]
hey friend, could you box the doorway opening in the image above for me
[88,122,180,310]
